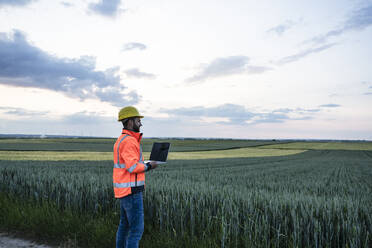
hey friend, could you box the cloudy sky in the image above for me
[0,0,371,140]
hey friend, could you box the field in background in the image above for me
[0,138,371,248]
[0,148,306,161]
[260,141,372,151]
[0,138,285,152]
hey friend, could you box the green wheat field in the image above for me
[0,138,371,247]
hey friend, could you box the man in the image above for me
[113,106,158,248]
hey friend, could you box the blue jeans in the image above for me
[116,192,144,248]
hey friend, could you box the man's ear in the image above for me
[128,118,133,126]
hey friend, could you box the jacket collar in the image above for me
[122,129,143,142]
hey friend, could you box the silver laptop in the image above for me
[144,142,170,164]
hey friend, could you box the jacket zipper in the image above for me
[136,144,141,187]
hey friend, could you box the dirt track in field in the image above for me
[0,233,52,248]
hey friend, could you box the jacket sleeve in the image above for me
[120,138,148,173]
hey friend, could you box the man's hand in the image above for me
[149,161,158,170]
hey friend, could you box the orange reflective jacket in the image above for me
[113,129,148,198]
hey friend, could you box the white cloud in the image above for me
[267,20,296,36]
[88,0,122,17]
[308,4,372,44]
[0,30,139,107]
[186,56,272,83]
[0,0,35,8]
[161,104,321,126]
[0,106,48,118]
[277,43,337,65]
[319,104,341,108]
[124,68,156,79]
[122,42,147,51]
[60,1,73,8]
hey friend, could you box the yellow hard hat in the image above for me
[118,106,144,121]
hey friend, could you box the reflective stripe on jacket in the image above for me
[113,129,148,198]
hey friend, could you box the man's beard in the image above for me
[133,123,140,132]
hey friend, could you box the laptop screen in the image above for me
[149,142,170,162]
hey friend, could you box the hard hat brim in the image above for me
[118,115,144,121]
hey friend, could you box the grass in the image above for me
[0,138,284,152]
[0,138,115,152]
[260,141,372,151]
[0,148,306,161]
[0,192,211,248]
[168,147,305,159]
[0,138,371,247]
[0,151,112,161]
